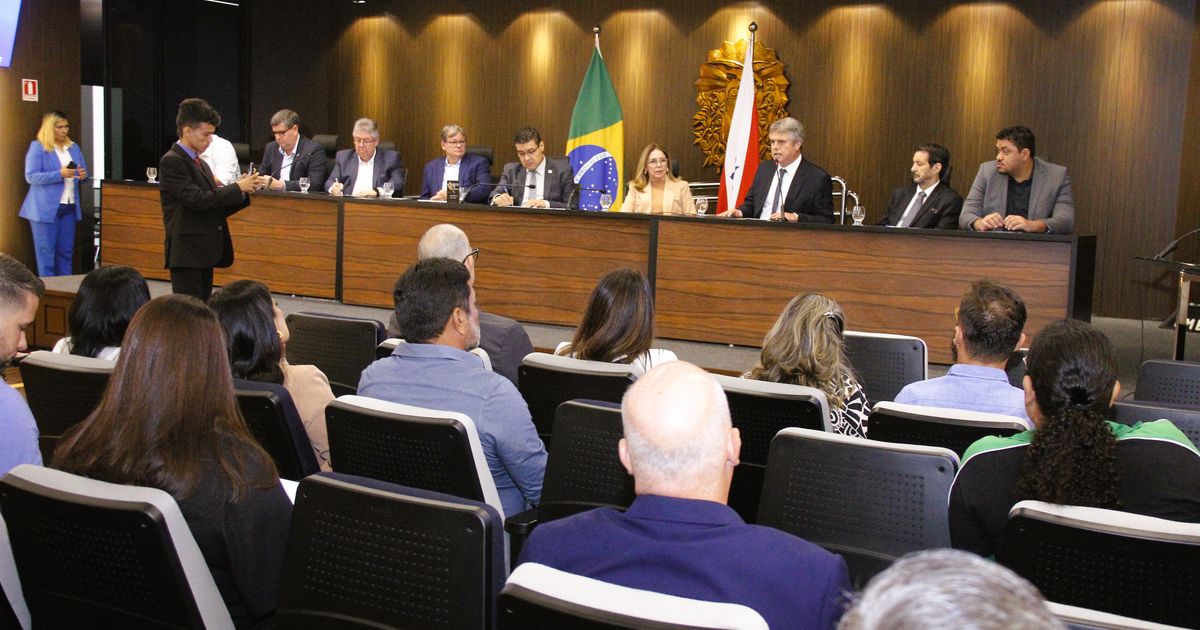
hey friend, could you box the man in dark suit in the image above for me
[324,117,405,197]
[718,117,834,223]
[420,124,493,203]
[159,98,262,301]
[258,109,328,192]
[491,127,575,209]
[878,143,963,229]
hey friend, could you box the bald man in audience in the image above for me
[519,361,851,630]
[0,254,44,474]
[386,223,533,385]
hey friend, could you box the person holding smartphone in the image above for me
[20,110,88,277]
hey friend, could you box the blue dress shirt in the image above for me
[894,364,1029,420]
[0,382,43,474]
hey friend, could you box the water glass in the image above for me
[379,182,394,198]
[851,204,866,226]
[146,167,158,183]
[695,197,709,216]
[298,177,310,194]
[599,193,613,211]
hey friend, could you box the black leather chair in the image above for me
[377,140,396,153]
[233,379,320,480]
[1111,399,1200,446]
[279,473,505,630]
[1134,359,1200,409]
[466,145,493,167]
[17,350,114,463]
[231,141,250,168]
[843,331,928,405]
[284,312,385,396]
[867,401,1031,457]
[517,353,636,449]
[1006,348,1028,388]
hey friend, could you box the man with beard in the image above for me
[0,253,44,473]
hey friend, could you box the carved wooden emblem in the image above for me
[692,39,789,168]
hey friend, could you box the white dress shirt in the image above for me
[54,146,74,204]
[442,159,461,191]
[527,158,546,202]
[200,133,240,186]
[896,180,941,227]
[351,151,377,196]
[760,154,803,220]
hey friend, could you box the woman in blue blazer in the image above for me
[20,111,87,276]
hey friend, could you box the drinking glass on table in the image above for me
[695,198,709,216]
[379,182,394,198]
[298,177,310,194]
[851,204,865,226]
[146,167,158,183]
[599,192,613,211]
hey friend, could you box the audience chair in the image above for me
[867,401,1032,457]
[233,379,320,481]
[17,350,114,463]
[757,427,959,586]
[1111,400,1200,446]
[376,337,493,371]
[499,563,769,630]
[1046,602,1188,630]
[998,501,1200,628]
[1006,348,1029,389]
[713,374,830,523]
[843,331,928,405]
[0,465,234,629]
[278,473,505,630]
[0,514,29,630]
[1134,360,1200,409]
[517,353,636,449]
[284,312,385,396]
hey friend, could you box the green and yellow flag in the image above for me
[566,36,624,211]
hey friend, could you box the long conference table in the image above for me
[99,180,1095,364]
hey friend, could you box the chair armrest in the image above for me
[504,507,540,536]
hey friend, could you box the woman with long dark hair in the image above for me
[52,266,150,360]
[555,268,676,375]
[54,295,291,627]
[950,319,1200,557]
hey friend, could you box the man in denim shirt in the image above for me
[0,254,44,474]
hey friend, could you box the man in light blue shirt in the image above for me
[358,258,546,516]
[0,254,44,474]
[895,280,1029,420]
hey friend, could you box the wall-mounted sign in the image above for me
[21,78,36,101]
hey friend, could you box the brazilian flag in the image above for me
[566,44,624,211]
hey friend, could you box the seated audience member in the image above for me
[746,293,870,437]
[359,258,546,516]
[54,295,291,626]
[490,126,576,209]
[520,361,851,630]
[838,549,1063,630]
[384,223,533,385]
[619,143,695,215]
[878,143,963,229]
[554,268,677,375]
[258,109,327,192]
[200,132,240,186]
[209,280,334,471]
[420,124,492,203]
[960,126,1074,234]
[894,280,1028,419]
[325,117,405,197]
[949,319,1200,557]
[717,117,833,223]
[0,254,44,473]
[52,265,150,361]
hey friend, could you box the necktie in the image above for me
[528,169,539,201]
[771,168,788,215]
[897,191,926,228]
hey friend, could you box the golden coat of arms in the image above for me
[692,39,790,169]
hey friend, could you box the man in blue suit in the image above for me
[325,118,406,197]
[420,124,492,204]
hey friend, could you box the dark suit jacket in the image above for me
[491,156,576,209]
[324,148,406,195]
[420,153,493,203]
[878,182,963,229]
[386,309,533,386]
[159,143,250,269]
[737,158,834,223]
[258,136,328,192]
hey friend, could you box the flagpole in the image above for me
[594,26,601,55]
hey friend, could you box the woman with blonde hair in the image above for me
[746,293,870,437]
[20,110,88,276]
[619,143,695,215]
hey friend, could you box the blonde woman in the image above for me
[746,293,871,437]
[20,111,88,277]
[619,143,695,215]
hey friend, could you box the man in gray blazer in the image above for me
[959,126,1074,234]
[491,126,576,209]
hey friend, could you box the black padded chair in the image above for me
[713,374,829,524]
[867,401,1031,457]
[998,500,1200,628]
[0,513,27,630]
[17,350,114,463]
[757,427,959,586]
[284,312,385,396]
[1111,400,1200,446]
[0,465,234,629]
[466,145,493,167]
[843,331,928,405]
[1134,359,1200,409]
[517,353,636,449]
[233,379,320,480]
[279,473,505,630]
[231,141,250,168]
[312,133,339,180]
[377,140,396,153]
[1046,602,1176,630]
[1006,348,1029,388]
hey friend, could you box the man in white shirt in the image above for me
[200,133,240,186]
[718,117,834,223]
[325,118,405,197]
[877,144,963,229]
[258,109,327,192]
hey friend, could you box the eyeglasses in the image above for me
[271,125,295,137]
[647,158,668,166]
[444,139,466,146]
[463,248,480,264]
[353,137,378,146]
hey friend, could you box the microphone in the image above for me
[1154,227,1200,260]
[566,185,609,211]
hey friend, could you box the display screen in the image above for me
[0,0,21,69]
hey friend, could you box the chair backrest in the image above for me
[1045,602,1188,630]
[757,427,959,585]
[1111,400,1200,447]
[499,563,769,630]
[868,401,1032,457]
[1135,360,1200,409]
[843,331,928,404]
[0,513,29,630]
[284,312,385,396]
[279,473,504,629]
[231,141,250,165]
[377,140,396,152]
[17,350,114,463]
[713,375,830,523]
[998,500,1200,628]
[233,379,320,481]
[0,465,233,629]
[540,400,635,509]
[518,353,636,448]
[466,145,493,167]
[311,133,338,157]
[325,395,504,517]
[1006,348,1029,388]
[378,338,493,371]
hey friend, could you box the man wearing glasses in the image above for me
[326,118,406,197]
[491,126,576,209]
[420,124,492,203]
[258,109,327,192]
